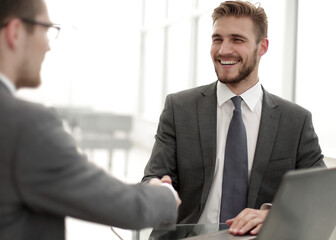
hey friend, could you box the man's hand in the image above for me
[149,176,181,207]
[149,175,173,185]
[226,208,269,235]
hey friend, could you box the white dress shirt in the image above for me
[198,81,263,223]
[0,72,16,95]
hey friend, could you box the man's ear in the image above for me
[5,19,23,50]
[258,38,269,56]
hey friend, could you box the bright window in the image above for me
[296,0,336,158]
[139,0,286,121]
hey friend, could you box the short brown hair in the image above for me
[0,0,44,25]
[212,0,268,42]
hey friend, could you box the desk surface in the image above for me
[133,223,229,240]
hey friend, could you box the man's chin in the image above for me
[16,78,42,89]
[218,78,243,85]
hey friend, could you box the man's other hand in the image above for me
[226,208,269,235]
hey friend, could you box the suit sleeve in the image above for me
[296,111,325,168]
[13,110,177,230]
[142,95,179,190]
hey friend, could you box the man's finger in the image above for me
[161,175,172,184]
[149,178,162,186]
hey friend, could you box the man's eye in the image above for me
[234,38,244,42]
[213,38,222,43]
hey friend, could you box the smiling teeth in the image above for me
[220,60,238,65]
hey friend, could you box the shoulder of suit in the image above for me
[1,94,59,126]
[264,90,310,115]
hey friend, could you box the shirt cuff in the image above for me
[260,203,272,210]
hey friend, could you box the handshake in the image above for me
[149,175,182,208]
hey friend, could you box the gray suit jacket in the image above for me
[0,83,177,240]
[142,81,325,224]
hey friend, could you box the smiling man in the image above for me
[0,0,180,239]
[211,15,267,93]
[142,0,325,236]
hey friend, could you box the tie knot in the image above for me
[231,96,242,110]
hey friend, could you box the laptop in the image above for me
[183,167,336,240]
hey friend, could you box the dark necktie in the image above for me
[220,96,248,222]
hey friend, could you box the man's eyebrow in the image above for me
[211,33,222,39]
[231,34,248,40]
[211,33,249,40]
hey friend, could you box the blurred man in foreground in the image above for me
[0,0,180,239]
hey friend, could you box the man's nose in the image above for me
[219,41,233,55]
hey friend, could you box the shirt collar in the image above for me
[217,81,263,111]
[0,72,16,95]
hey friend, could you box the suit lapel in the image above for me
[197,81,218,209]
[248,88,281,207]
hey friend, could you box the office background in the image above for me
[17,0,336,239]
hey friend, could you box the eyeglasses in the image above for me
[21,18,61,40]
